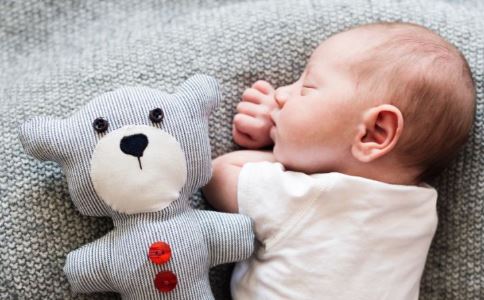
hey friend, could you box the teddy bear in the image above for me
[18,74,255,299]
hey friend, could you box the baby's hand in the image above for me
[232,80,278,149]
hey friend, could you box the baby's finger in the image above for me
[252,80,275,95]
[236,101,266,117]
[232,127,260,149]
[241,88,266,104]
[233,113,264,134]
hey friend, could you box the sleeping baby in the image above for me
[203,22,476,300]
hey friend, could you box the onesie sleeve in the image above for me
[237,161,326,244]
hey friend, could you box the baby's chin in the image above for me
[274,145,332,174]
[272,143,285,165]
[273,145,302,172]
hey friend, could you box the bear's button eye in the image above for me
[149,108,164,123]
[92,117,109,133]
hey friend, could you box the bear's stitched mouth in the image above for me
[137,157,143,170]
[120,134,149,170]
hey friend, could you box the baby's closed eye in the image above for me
[301,86,316,95]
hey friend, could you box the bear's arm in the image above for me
[195,210,255,267]
[63,238,113,294]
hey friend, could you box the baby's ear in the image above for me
[351,104,404,162]
[18,116,67,162]
[176,74,222,117]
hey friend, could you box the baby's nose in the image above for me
[275,87,289,108]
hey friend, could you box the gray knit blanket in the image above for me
[1,0,483,299]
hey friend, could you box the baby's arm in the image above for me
[202,80,278,212]
[202,150,276,213]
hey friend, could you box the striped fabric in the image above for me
[18,75,255,299]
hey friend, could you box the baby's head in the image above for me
[270,22,476,184]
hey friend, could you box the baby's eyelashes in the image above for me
[301,86,315,96]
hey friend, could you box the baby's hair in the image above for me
[349,22,476,182]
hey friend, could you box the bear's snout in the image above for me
[90,125,187,214]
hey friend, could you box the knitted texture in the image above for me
[1,0,482,299]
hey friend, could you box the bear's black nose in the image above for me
[120,134,148,169]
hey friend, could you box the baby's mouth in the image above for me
[270,126,276,142]
[270,109,279,125]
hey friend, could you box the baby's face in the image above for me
[270,29,378,173]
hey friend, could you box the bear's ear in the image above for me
[176,74,222,117]
[18,116,68,162]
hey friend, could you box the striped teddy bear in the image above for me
[18,74,255,299]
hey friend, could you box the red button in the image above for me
[148,241,172,265]
[154,271,177,292]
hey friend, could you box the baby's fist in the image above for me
[233,80,278,149]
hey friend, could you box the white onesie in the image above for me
[232,161,438,300]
